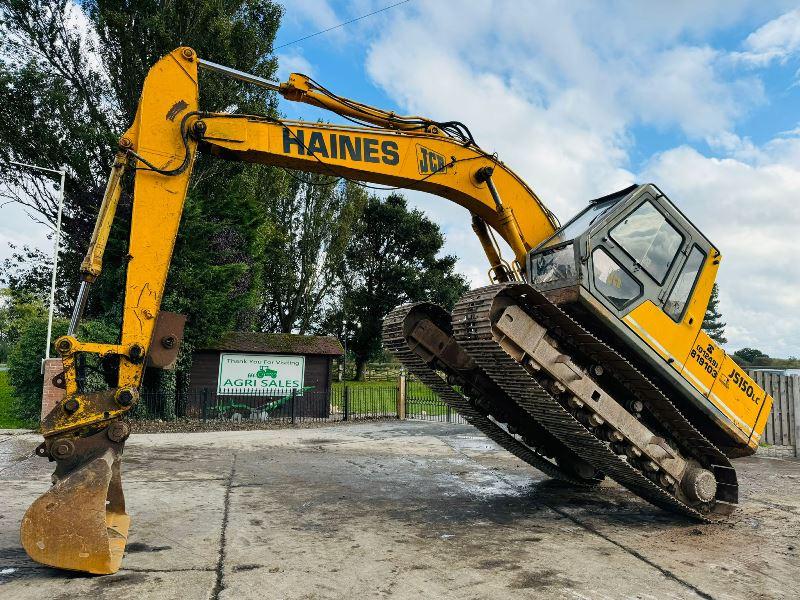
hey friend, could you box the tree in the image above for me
[732,347,770,367]
[1,1,293,406]
[328,193,469,380]
[256,174,368,334]
[0,287,47,364]
[0,288,11,363]
[702,283,727,344]
[0,1,283,349]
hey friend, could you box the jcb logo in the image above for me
[416,145,448,175]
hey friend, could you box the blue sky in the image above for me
[2,1,799,356]
[269,1,800,356]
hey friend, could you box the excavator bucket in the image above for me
[21,440,130,574]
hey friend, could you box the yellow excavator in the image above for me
[20,47,773,575]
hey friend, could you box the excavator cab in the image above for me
[526,183,700,314]
[525,184,771,457]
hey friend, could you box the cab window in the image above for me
[610,200,683,283]
[664,245,705,321]
[542,198,618,249]
[592,248,642,310]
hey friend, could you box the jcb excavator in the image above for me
[21,48,773,575]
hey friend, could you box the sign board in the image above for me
[217,353,305,395]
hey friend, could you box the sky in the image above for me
[271,0,800,357]
[1,1,799,356]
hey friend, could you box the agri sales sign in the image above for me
[217,353,305,395]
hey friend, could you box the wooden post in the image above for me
[791,375,800,458]
[397,368,406,420]
[780,374,791,446]
[765,372,776,444]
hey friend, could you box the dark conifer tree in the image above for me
[703,283,727,344]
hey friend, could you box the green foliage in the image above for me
[0,0,283,349]
[78,318,120,393]
[731,347,800,369]
[7,316,67,423]
[163,168,272,346]
[0,287,48,363]
[327,193,469,379]
[0,370,28,428]
[257,175,368,333]
[7,314,118,423]
[702,283,727,344]
[732,347,769,366]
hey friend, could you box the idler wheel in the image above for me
[682,468,717,503]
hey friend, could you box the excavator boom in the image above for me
[20,47,558,574]
[21,47,772,575]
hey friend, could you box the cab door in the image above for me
[586,185,709,373]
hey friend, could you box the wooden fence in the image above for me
[748,371,799,456]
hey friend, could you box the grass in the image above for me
[0,369,28,429]
[330,380,398,414]
[329,379,451,416]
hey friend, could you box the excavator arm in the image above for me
[21,47,560,574]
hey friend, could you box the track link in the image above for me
[382,302,597,486]
[452,284,737,521]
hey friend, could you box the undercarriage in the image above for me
[383,283,739,521]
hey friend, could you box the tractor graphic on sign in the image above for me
[256,365,278,379]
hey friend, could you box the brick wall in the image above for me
[41,358,65,421]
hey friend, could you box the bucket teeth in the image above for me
[20,427,130,575]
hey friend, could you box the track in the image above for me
[451,283,738,521]
[504,284,738,507]
[382,303,597,487]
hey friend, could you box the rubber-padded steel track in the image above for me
[382,302,593,486]
[452,284,737,521]
[507,285,738,510]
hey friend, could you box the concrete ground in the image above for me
[1,422,798,600]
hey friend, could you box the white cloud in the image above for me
[780,125,800,136]
[281,0,341,32]
[734,8,800,65]
[640,141,800,355]
[359,1,799,355]
[628,46,764,138]
[364,4,637,220]
[0,201,52,265]
[277,50,315,80]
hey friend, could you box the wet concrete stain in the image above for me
[231,564,262,572]
[125,542,172,553]
[509,569,573,590]
[477,559,522,571]
[91,571,149,587]
[301,438,337,445]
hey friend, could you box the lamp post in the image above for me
[7,161,66,368]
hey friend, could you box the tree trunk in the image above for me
[355,358,367,381]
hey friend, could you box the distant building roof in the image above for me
[747,367,800,376]
[203,332,344,356]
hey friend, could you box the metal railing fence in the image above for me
[132,374,468,427]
